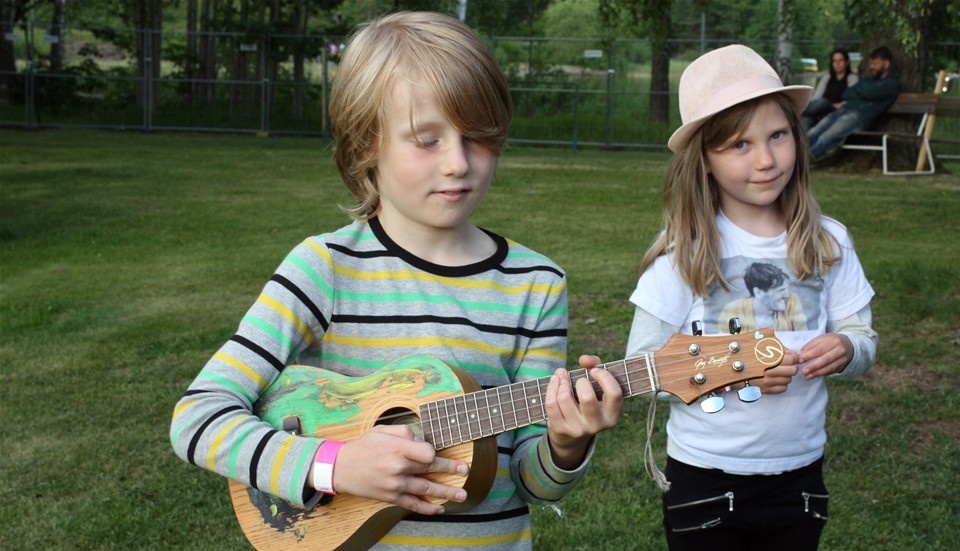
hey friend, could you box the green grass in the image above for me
[1,129,958,550]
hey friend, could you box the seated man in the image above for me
[808,46,900,160]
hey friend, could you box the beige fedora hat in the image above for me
[667,44,812,153]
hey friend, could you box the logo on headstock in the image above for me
[694,354,730,371]
[754,338,784,366]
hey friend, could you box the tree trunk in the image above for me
[134,0,163,113]
[851,29,930,169]
[186,0,197,107]
[151,0,162,110]
[776,0,794,84]
[266,0,280,120]
[291,0,307,120]
[199,0,217,105]
[48,0,65,72]
[231,0,251,119]
[648,0,670,124]
[0,0,20,100]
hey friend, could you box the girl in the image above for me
[171,12,622,551]
[626,45,877,550]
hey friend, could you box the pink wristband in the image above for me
[313,440,343,495]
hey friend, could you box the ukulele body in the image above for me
[228,355,497,551]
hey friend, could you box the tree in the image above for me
[47,0,64,71]
[133,0,163,113]
[599,0,672,123]
[841,0,958,168]
[775,0,794,84]
[0,0,27,100]
[844,0,959,93]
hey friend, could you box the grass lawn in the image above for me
[1,129,958,550]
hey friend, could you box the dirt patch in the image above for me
[913,418,960,454]
[859,359,960,393]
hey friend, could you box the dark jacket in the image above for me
[841,75,900,126]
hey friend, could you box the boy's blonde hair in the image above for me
[641,93,840,296]
[329,11,514,218]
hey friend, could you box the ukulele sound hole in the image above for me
[377,407,424,440]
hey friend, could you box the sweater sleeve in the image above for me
[812,74,828,100]
[844,76,899,105]
[828,304,877,380]
[626,306,684,402]
[626,306,681,358]
[169,238,334,508]
[509,275,594,505]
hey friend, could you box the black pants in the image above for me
[661,456,828,551]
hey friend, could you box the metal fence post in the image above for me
[24,15,36,127]
[572,81,580,152]
[143,27,153,131]
[260,36,269,135]
[604,41,615,149]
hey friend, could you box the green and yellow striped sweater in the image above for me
[170,217,594,550]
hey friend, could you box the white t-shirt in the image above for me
[628,212,874,474]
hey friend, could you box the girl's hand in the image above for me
[799,333,853,380]
[544,355,623,470]
[324,424,469,515]
[754,350,800,395]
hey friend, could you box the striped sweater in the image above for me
[170,217,593,550]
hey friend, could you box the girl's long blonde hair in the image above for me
[640,93,839,297]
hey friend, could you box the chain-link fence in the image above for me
[1,24,958,154]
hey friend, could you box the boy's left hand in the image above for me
[799,333,853,380]
[544,355,623,470]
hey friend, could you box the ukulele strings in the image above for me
[422,349,749,446]
[281,348,754,445]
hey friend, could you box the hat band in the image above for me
[685,74,785,123]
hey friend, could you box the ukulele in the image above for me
[229,328,785,550]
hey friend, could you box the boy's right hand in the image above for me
[329,424,469,515]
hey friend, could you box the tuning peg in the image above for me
[738,382,762,403]
[700,392,724,413]
[692,320,704,336]
[728,317,742,335]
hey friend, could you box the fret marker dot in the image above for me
[492,408,498,414]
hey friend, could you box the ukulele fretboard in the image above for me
[419,355,657,450]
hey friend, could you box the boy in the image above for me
[170,11,622,550]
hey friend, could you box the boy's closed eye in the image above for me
[415,135,440,148]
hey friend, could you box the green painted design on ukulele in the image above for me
[254,355,464,434]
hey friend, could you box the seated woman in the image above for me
[802,47,858,129]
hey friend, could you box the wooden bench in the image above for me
[840,92,960,175]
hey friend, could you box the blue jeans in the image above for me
[807,108,866,159]
[801,97,836,130]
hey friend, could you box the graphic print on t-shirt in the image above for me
[704,257,823,334]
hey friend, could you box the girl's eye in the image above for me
[771,130,785,140]
[732,140,748,150]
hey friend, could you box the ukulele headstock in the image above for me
[654,327,784,405]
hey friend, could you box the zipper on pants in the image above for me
[667,491,735,512]
[802,491,829,520]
